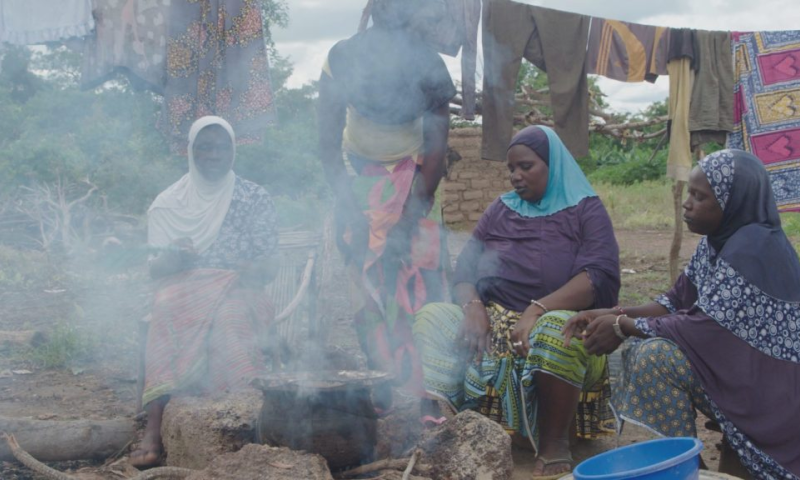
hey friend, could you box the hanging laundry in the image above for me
[689,30,734,148]
[81,0,169,93]
[0,0,95,45]
[460,0,481,120]
[405,0,481,120]
[482,0,590,161]
[158,0,276,152]
[586,18,670,83]
[728,31,800,212]
[666,29,696,182]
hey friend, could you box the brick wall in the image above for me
[443,127,511,228]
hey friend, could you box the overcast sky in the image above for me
[273,0,800,114]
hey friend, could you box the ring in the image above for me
[512,341,523,347]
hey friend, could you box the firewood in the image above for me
[0,416,133,462]
[3,432,195,479]
[0,329,47,347]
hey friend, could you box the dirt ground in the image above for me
[0,227,730,479]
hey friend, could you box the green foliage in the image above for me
[260,0,290,59]
[588,147,668,185]
[28,320,95,369]
[594,180,675,230]
[0,41,327,238]
[0,245,55,289]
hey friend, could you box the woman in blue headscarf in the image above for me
[414,126,620,479]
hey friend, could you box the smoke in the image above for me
[0,0,493,472]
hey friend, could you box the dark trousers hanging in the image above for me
[481,0,590,161]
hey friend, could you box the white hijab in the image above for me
[147,116,237,253]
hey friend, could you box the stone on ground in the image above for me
[418,410,513,480]
[376,391,423,459]
[161,390,260,470]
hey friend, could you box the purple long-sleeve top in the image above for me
[453,196,620,312]
[641,274,800,475]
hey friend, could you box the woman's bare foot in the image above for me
[129,429,162,468]
[130,396,167,469]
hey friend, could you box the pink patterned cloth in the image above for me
[729,31,800,212]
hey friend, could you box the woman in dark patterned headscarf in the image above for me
[564,149,800,479]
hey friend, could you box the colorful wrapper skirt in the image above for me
[413,302,615,444]
[341,155,449,395]
[142,269,272,406]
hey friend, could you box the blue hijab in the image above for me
[500,126,597,217]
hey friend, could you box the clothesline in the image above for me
[480,0,800,212]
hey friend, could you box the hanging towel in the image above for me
[586,18,670,83]
[81,0,169,93]
[666,29,696,182]
[667,59,694,181]
[0,0,94,45]
[689,30,734,147]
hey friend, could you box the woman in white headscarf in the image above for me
[130,116,278,468]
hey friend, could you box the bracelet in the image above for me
[613,315,629,340]
[461,299,483,311]
[530,299,549,314]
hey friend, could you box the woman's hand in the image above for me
[458,303,491,362]
[510,305,542,357]
[562,308,618,347]
[150,237,197,280]
[582,314,625,355]
[384,194,431,265]
[334,190,370,265]
[163,237,197,272]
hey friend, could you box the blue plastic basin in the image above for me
[573,438,704,480]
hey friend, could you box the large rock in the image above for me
[161,390,261,470]
[418,410,513,480]
[186,444,334,480]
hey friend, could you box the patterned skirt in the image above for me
[343,155,449,396]
[413,302,615,443]
[615,338,712,437]
[143,269,272,407]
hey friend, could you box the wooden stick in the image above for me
[669,179,686,283]
[0,416,134,462]
[4,431,195,480]
[3,432,73,480]
[336,458,411,478]
[402,449,420,480]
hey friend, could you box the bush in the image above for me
[28,320,95,369]
[0,245,56,289]
[589,151,667,185]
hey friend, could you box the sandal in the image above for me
[530,455,574,480]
